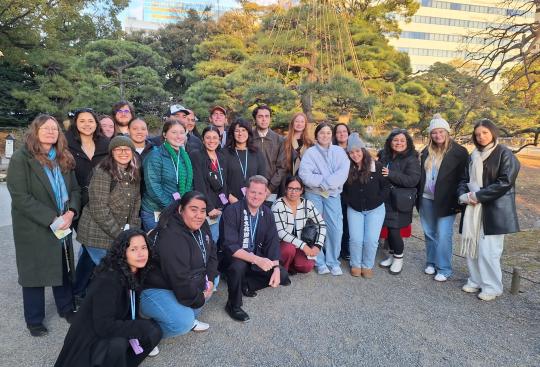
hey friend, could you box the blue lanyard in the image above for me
[235,149,248,180]
[130,290,135,320]
[170,153,180,185]
[248,210,259,247]
[191,229,207,266]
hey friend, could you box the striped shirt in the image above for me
[272,197,326,249]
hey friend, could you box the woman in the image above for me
[333,123,350,150]
[457,119,519,301]
[378,129,421,275]
[141,192,218,337]
[77,136,142,265]
[418,114,468,282]
[223,119,266,203]
[333,122,351,260]
[283,112,313,177]
[55,229,162,367]
[299,122,350,275]
[65,108,110,298]
[128,118,149,156]
[141,119,193,231]
[7,114,81,336]
[190,126,229,243]
[342,133,389,278]
[272,176,326,274]
[99,115,115,139]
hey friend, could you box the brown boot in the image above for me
[351,267,362,277]
[361,268,373,279]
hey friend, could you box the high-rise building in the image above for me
[388,0,534,74]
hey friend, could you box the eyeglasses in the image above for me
[112,148,132,154]
[39,127,59,132]
[116,109,131,114]
[287,187,302,192]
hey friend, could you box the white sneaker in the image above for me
[379,256,393,268]
[434,273,447,282]
[478,292,502,301]
[148,346,159,357]
[317,266,330,275]
[424,266,435,275]
[389,256,403,275]
[192,319,210,332]
[462,282,480,293]
[330,266,343,276]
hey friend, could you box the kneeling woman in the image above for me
[272,176,326,273]
[141,191,218,337]
[55,229,162,367]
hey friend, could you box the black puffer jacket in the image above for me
[457,144,520,235]
[378,150,421,228]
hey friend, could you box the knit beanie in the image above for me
[428,113,451,133]
[108,135,135,153]
[346,133,366,152]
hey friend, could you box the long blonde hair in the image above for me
[425,130,452,171]
[284,112,313,173]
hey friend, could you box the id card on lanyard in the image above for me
[171,154,181,200]
[235,149,248,196]
[128,290,144,355]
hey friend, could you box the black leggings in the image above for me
[387,228,404,256]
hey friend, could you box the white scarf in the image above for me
[459,142,497,258]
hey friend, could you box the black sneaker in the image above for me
[225,303,250,322]
[27,323,48,337]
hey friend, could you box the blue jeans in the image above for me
[86,246,108,266]
[140,289,203,338]
[419,197,456,277]
[208,214,221,244]
[141,209,158,232]
[347,204,385,269]
[305,192,343,269]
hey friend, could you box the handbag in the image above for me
[300,200,319,247]
[390,187,417,213]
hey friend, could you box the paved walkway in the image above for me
[0,223,539,367]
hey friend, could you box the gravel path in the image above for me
[0,223,538,367]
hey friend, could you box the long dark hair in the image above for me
[472,118,499,149]
[332,123,350,145]
[98,147,140,183]
[382,128,417,158]
[94,229,153,291]
[68,108,102,143]
[226,118,257,152]
[154,191,208,232]
[347,147,373,184]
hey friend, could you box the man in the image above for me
[219,175,290,322]
[209,105,228,148]
[111,101,135,135]
[251,105,287,200]
[186,109,202,140]
[168,104,203,153]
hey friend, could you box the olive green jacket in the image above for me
[7,147,80,287]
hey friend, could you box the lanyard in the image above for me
[235,149,248,180]
[130,290,136,320]
[248,210,259,248]
[191,229,207,266]
[170,153,181,185]
[211,157,224,187]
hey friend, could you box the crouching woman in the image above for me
[55,229,162,367]
[140,191,218,337]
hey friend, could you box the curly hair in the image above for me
[95,229,153,291]
[382,128,417,159]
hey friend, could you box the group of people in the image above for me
[7,100,520,366]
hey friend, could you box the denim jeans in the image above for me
[208,214,221,244]
[305,192,343,269]
[140,288,203,338]
[347,203,385,269]
[419,197,456,277]
[86,246,108,266]
[141,209,158,232]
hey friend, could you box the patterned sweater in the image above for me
[271,197,326,249]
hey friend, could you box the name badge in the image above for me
[218,193,229,205]
[129,339,143,355]
[172,192,181,200]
